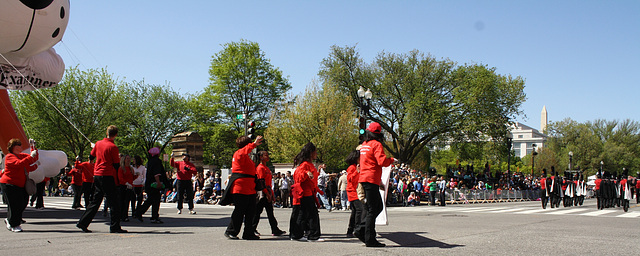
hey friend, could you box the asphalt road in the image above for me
[1,197,638,255]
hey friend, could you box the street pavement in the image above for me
[1,196,638,255]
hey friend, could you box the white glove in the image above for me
[35,161,42,166]
[30,150,38,158]
[90,143,95,149]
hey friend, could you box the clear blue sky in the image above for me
[55,0,640,129]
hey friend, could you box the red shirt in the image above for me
[256,163,273,194]
[170,158,197,181]
[294,161,316,197]
[539,177,546,189]
[231,143,257,195]
[291,183,302,206]
[359,140,394,185]
[91,138,120,177]
[0,152,37,187]
[118,166,135,186]
[620,179,627,191]
[346,164,359,202]
[68,168,83,186]
[636,179,640,189]
[595,179,601,190]
[75,161,94,183]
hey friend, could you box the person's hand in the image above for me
[379,182,386,190]
[307,171,314,179]
[90,143,95,149]
[30,149,38,158]
[75,155,81,161]
[171,152,175,158]
[254,135,264,146]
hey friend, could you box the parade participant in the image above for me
[548,167,561,208]
[131,155,146,215]
[77,125,127,233]
[289,142,322,242]
[252,151,286,236]
[117,155,136,222]
[356,122,396,247]
[1,138,38,232]
[68,165,84,209]
[29,177,47,209]
[133,147,166,224]
[345,150,364,238]
[170,152,197,214]
[539,169,548,209]
[222,135,263,240]
[619,169,630,212]
[594,171,602,209]
[75,156,95,210]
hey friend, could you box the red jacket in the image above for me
[256,163,273,195]
[170,158,197,181]
[68,168,83,186]
[291,183,302,206]
[346,164,360,202]
[0,152,38,187]
[231,143,257,195]
[118,166,135,186]
[359,140,394,185]
[75,161,94,183]
[91,138,120,177]
[539,177,546,189]
[294,161,317,197]
[595,179,601,190]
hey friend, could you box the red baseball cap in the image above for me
[367,122,382,133]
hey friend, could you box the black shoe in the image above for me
[254,231,261,236]
[76,224,92,233]
[366,242,386,247]
[353,230,365,243]
[21,219,26,224]
[272,230,286,236]
[224,232,239,240]
[110,229,128,233]
[346,233,355,238]
[122,218,130,222]
[150,219,163,224]
[134,215,143,222]
[243,235,260,240]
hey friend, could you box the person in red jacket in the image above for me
[251,151,286,236]
[344,150,364,238]
[594,172,602,210]
[1,138,38,232]
[118,155,136,222]
[539,169,548,209]
[77,125,127,233]
[75,156,95,211]
[68,165,84,209]
[170,152,197,214]
[290,142,322,241]
[356,122,395,247]
[223,135,263,240]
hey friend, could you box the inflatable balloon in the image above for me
[0,0,70,180]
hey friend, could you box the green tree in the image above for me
[202,39,291,133]
[10,67,123,158]
[319,45,526,165]
[265,81,359,170]
[117,81,193,157]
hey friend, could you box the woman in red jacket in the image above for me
[1,138,38,232]
[356,122,395,247]
[223,135,263,240]
[290,142,322,241]
[118,155,136,222]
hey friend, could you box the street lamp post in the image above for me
[506,132,513,179]
[568,151,573,171]
[531,144,538,176]
[357,86,373,134]
[600,160,604,176]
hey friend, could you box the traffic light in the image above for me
[246,120,256,139]
[358,117,366,134]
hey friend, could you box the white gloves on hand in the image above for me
[30,150,38,158]
[90,143,95,149]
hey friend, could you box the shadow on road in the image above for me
[379,232,464,248]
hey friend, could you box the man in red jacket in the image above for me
[75,156,95,212]
[252,151,286,236]
[77,125,127,233]
[68,166,84,210]
[170,153,197,214]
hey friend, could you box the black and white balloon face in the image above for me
[0,0,70,58]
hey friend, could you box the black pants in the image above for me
[347,199,365,235]
[439,190,446,206]
[359,182,383,245]
[133,186,143,213]
[298,196,321,240]
[135,187,161,220]
[71,184,83,208]
[289,204,303,239]
[82,182,94,208]
[77,176,122,231]
[1,183,28,227]
[119,186,134,219]
[226,193,257,238]
[280,189,290,208]
[176,180,194,210]
[252,197,280,234]
[429,190,437,205]
[30,181,46,208]
[540,189,548,209]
